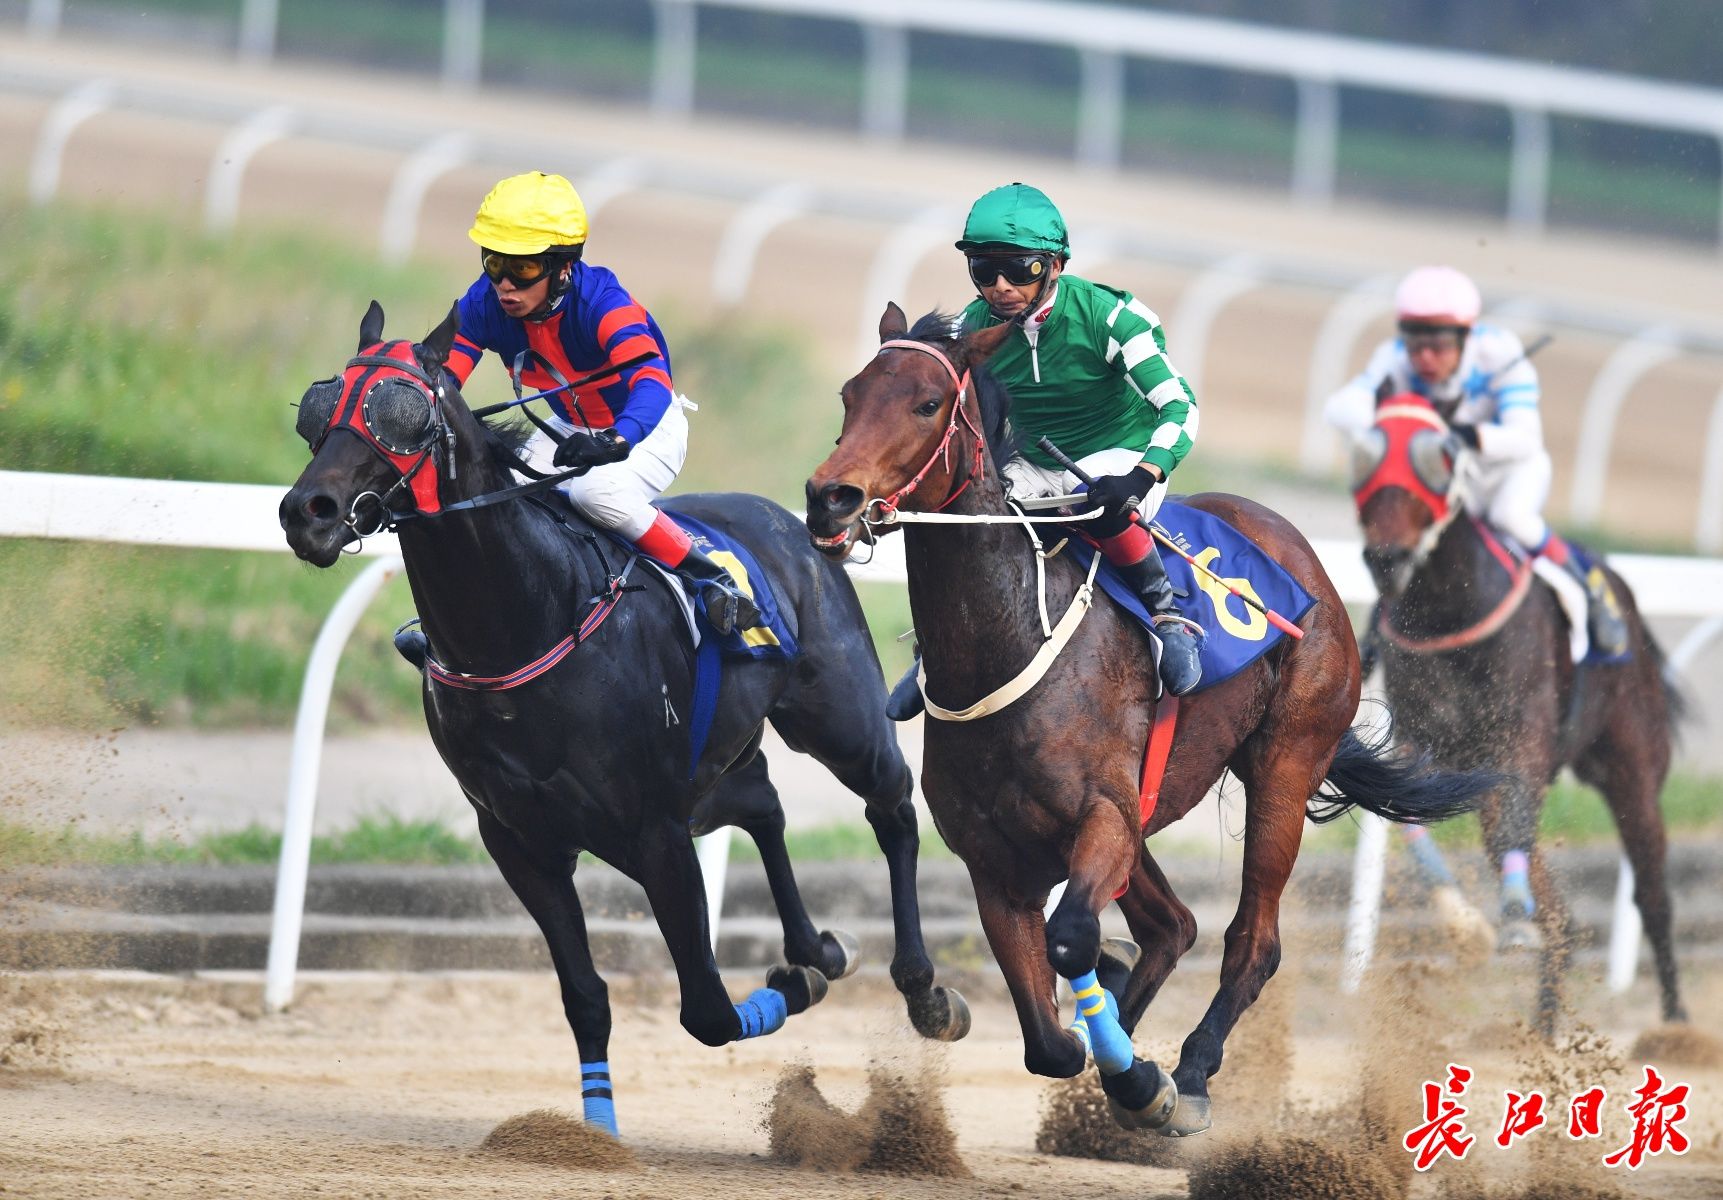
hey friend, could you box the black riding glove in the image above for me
[553,427,631,470]
[1084,466,1158,538]
[1448,422,1480,450]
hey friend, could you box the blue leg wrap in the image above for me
[1501,849,1534,915]
[1403,825,1457,888]
[580,1060,618,1137]
[1070,970,1134,1076]
[733,987,788,1040]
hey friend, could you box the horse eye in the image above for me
[915,398,941,417]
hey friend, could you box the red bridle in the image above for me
[864,339,988,522]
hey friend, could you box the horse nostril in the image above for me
[303,493,338,522]
[821,483,864,517]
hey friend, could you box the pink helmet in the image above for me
[1394,266,1481,327]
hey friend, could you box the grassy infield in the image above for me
[2,35,1719,864]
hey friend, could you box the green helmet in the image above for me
[955,183,1070,256]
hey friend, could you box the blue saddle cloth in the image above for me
[1067,500,1316,692]
[1492,529,1631,668]
[657,508,798,779]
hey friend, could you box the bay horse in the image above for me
[1351,391,1686,1034]
[279,303,970,1139]
[804,305,1496,1137]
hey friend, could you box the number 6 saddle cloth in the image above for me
[1069,499,1317,693]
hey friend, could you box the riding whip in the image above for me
[1035,436,1306,640]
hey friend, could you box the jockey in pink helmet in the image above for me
[1325,265,1627,656]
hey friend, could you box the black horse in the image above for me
[1354,391,1686,1034]
[279,303,969,1138]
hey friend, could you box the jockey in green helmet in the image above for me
[886,183,1203,719]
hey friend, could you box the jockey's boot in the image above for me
[885,655,924,721]
[1110,547,1204,696]
[1542,534,1629,657]
[677,546,763,638]
[393,621,428,671]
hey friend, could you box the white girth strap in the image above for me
[919,552,1101,722]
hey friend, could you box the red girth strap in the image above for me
[426,561,634,691]
[1113,694,1181,900]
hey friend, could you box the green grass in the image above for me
[0,813,490,868]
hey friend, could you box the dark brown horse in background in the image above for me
[1352,392,1686,1035]
[804,306,1496,1137]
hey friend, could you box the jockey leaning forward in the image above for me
[397,171,759,672]
[886,182,1204,720]
[1324,265,1628,656]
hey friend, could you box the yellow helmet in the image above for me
[467,171,588,255]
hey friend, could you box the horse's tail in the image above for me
[1648,631,1692,733]
[1307,723,1501,826]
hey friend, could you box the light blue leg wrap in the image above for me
[580,1060,618,1137]
[1070,970,1133,1076]
[733,987,788,1040]
[1501,849,1534,914]
[1403,825,1457,888]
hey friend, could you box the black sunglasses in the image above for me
[967,253,1049,289]
[480,250,555,289]
[1398,322,1466,353]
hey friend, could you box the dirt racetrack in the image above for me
[4,955,1721,1199]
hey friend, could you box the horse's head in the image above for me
[1351,391,1466,597]
[804,303,1014,559]
[279,301,470,566]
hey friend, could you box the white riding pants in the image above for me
[518,397,692,541]
[1003,447,1169,523]
[1469,451,1552,551]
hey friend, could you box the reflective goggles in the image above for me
[296,370,439,456]
[967,253,1050,289]
[480,250,555,289]
[1398,322,1466,354]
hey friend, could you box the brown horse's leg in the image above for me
[1112,847,1199,1028]
[1163,760,1309,1137]
[969,871,1089,1079]
[1524,845,1575,1038]
[1574,715,1686,1023]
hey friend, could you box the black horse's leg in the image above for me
[769,703,962,1039]
[705,750,857,980]
[1112,846,1200,1029]
[473,806,618,1136]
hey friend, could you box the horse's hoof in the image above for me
[766,964,829,1015]
[1104,1060,1177,1131]
[818,929,862,981]
[1432,885,1494,967]
[908,985,971,1042]
[1497,918,1542,954]
[1097,937,1142,997]
[1157,1092,1213,1138]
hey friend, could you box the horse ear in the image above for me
[421,302,461,366]
[962,320,1014,367]
[878,302,908,342]
[358,300,385,351]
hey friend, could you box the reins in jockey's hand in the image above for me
[1035,436,1307,641]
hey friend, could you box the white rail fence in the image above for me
[6,469,1723,1010]
[6,64,1723,550]
[17,0,1723,241]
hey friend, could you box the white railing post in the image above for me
[237,0,279,63]
[1507,106,1551,233]
[441,0,485,90]
[861,21,909,141]
[1076,48,1125,170]
[25,0,61,39]
[650,0,697,117]
[264,555,405,1013]
[204,105,297,235]
[1340,812,1389,993]
[377,132,474,264]
[1169,254,1264,397]
[1299,273,1396,475]
[1695,385,1723,554]
[29,80,114,206]
[1566,327,1682,528]
[854,205,957,363]
[710,181,813,307]
[1291,77,1339,207]
[577,157,648,223]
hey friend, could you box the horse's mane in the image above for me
[907,310,1019,473]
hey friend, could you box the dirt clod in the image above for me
[477,1109,638,1170]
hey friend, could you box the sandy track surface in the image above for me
[3,957,1721,1199]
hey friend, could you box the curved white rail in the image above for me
[28,79,113,205]
[204,105,297,234]
[710,181,813,307]
[1170,254,1264,397]
[1298,274,1396,474]
[1567,327,1682,527]
[854,205,959,363]
[1696,386,1723,555]
[378,131,474,265]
